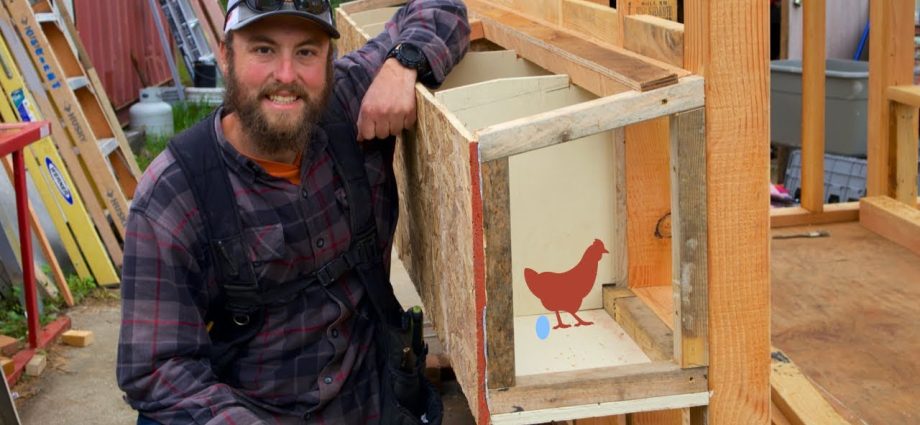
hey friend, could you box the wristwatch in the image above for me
[386,43,433,83]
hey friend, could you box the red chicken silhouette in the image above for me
[524,239,608,329]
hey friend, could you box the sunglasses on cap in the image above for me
[230,0,330,15]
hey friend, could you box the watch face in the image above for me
[399,44,423,64]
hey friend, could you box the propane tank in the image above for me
[129,88,173,137]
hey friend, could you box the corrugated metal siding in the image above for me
[76,1,173,111]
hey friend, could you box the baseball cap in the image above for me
[224,0,341,39]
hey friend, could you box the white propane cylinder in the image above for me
[129,88,173,137]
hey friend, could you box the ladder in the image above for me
[0,0,144,268]
[0,19,118,288]
[157,0,220,84]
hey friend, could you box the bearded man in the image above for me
[116,0,469,423]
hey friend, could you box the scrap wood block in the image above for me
[0,335,21,357]
[0,357,13,377]
[61,330,94,347]
[25,353,46,376]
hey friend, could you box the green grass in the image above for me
[0,272,102,341]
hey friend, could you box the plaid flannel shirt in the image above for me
[117,2,469,423]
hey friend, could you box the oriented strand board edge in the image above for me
[491,392,710,425]
[770,348,852,425]
[859,196,920,257]
[482,158,514,389]
[477,76,704,162]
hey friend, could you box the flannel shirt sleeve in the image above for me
[331,0,470,124]
[117,158,264,425]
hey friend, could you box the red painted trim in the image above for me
[469,143,491,424]
[5,315,72,386]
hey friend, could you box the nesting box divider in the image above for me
[338,2,709,422]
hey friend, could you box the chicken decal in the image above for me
[524,239,608,329]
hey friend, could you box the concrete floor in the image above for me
[11,255,475,425]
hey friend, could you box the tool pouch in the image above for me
[376,310,443,425]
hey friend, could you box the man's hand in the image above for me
[356,58,418,141]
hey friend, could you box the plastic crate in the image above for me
[784,150,920,204]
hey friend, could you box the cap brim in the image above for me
[225,7,340,39]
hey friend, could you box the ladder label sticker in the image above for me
[22,22,62,90]
[11,89,34,121]
[45,157,74,205]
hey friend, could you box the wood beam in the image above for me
[859,196,920,257]
[669,108,708,368]
[887,85,920,108]
[889,102,918,205]
[770,203,859,228]
[623,15,684,68]
[612,296,674,361]
[867,0,915,197]
[800,0,825,212]
[685,0,771,424]
[488,362,708,415]
[770,349,852,425]
[559,0,621,46]
[476,76,704,162]
[467,0,683,95]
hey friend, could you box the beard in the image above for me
[223,59,332,157]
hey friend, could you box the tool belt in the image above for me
[168,109,442,424]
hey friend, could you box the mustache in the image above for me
[260,82,309,100]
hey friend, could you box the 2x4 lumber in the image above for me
[770,349,851,425]
[770,203,859,228]
[859,196,920,257]
[685,0,771,424]
[669,108,708,368]
[469,18,484,41]
[560,0,621,46]
[482,158,514,389]
[801,0,826,213]
[867,0,915,197]
[476,76,704,162]
[889,102,919,205]
[620,0,677,21]
[611,296,674,361]
[493,392,709,425]
[886,85,920,108]
[623,15,683,68]
[488,362,708,416]
[467,0,680,93]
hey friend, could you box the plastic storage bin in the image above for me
[771,59,869,156]
[783,150,920,204]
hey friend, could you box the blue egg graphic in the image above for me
[535,316,550,340]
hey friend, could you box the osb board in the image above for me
[514,309,649,376]
[394,87,482,419]
[435,75,625,316]
[772,222,920,424]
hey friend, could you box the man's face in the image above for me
[222,15,332,156]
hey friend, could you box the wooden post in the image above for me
[890,102,919,205]
[685,0,771,424]
[800,0,825,212]
[867,0,915,197]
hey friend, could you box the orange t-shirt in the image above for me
[246,152,302,186]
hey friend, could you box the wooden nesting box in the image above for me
[339,1,709,423]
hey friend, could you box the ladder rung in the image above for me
[97,138,118,157]
[35,13,57,23]
[67,76,89,91]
